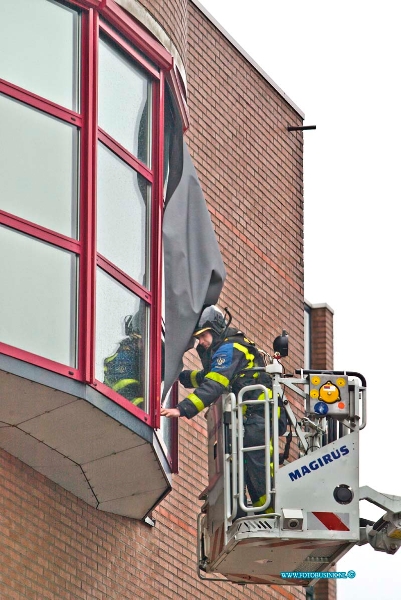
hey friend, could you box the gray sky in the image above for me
[197,1,401,597]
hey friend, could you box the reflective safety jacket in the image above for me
[177,329,286,435]
[104,336,143,406]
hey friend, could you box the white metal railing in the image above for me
[236,385,273,514]
[223,368,367,523]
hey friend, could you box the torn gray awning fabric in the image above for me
[162,140,226,399]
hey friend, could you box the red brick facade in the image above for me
[310,305,334,371]
[0,2,335,600]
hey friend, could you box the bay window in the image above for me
[0,0,181,432]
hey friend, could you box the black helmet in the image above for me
[124,312,142,338]
[193,306,226,337]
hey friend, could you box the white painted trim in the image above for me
[114,0,187,90]
[307,302,335,314]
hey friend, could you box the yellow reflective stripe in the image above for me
[132,397,144,406]
[206,371,230,388]
[190,370,199,388]
[257,388,273,399]
[253,493,274,512]
[112,378,138,392]
[233,342,255,367]
[253,494,266,506]
[242,389,273,414]
[188,392,205,412]
[104,353,118,364]
[253,494,266,508]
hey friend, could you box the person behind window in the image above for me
[103,313,144,406]
[161,305,287,511]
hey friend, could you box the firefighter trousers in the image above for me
[243,412,270,508]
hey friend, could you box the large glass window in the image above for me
[0,226,78,366]
[0,0,80,111]
[97,143,149,285]
[0,1,82,375]
[98,36,151,165]
[0,94,79,238]
[0,0,180,431]
[95,28,162,418]
[96,269,148,410]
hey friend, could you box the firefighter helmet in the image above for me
[193,306,226,337]
[124,312,142,338]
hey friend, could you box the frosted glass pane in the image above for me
[96,268,148,411]
[0,226,77,366]
[0,0,80,111]
[99,37,151,165]
[97,143,149,286]
[0,94,79,238]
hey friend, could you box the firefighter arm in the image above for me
[178,369,205,388]
[160,373,220,419]
[176,377,227,419]
[175,343,248,419]
[160,379,225,419]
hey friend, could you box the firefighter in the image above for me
[103,314,144,406]
[161,305,287,510]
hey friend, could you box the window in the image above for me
[0,0,182,429]
[98,35,152,165]
[94,20,167,419]
[0,0,82,379]
[0,0,80,111]
[97,143,149,285]
[0,226,78,366]
[96,270,148,408]
[0,94,79,238]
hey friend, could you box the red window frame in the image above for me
[0,0,187,431]
[0,76,83,380]
[166,382,179,473]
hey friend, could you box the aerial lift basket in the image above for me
[197,352,401,586]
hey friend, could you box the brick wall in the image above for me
[310,305,334,371]
[186,3,305,357]
[313,579,337,600]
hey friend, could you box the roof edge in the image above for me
[305,300,335,314]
